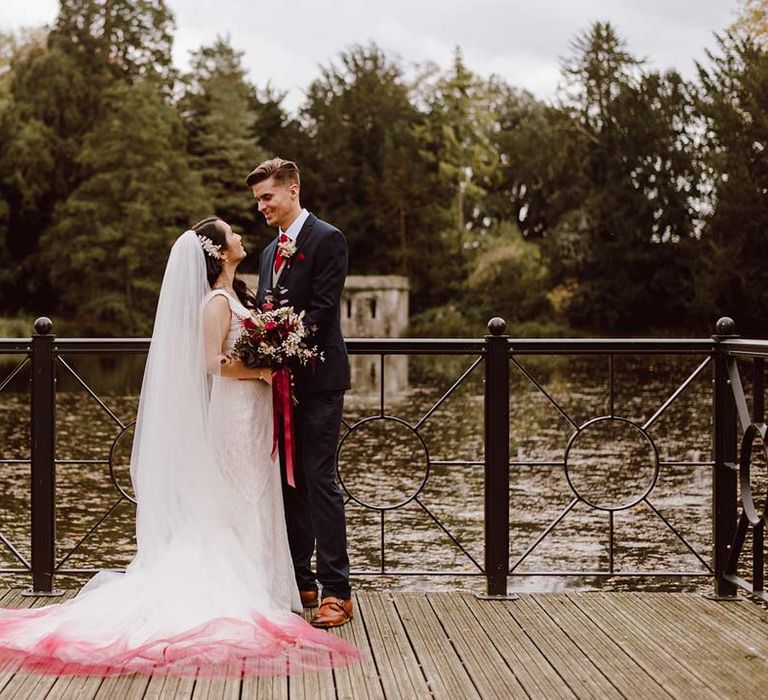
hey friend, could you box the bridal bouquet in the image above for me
[229,299,323,371]
[229,295,322,489]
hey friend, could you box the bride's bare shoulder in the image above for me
[203,293,231,321]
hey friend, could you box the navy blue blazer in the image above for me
[256,213,351,395]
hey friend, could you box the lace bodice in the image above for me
[204,289,252,353]
[203,287,301,615]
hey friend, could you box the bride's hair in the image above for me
[191,216,258,309]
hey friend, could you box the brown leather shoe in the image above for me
[310,597,353,628]
[300,590,319,608]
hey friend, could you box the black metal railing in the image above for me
[0,315,765,599]
[710,318,768,602]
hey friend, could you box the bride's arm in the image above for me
[203,296,271,381]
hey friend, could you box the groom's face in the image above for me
[251,177,298,231]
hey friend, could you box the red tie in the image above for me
[274,233,289,274]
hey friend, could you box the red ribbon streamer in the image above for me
[271,367,296,488]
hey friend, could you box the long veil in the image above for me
[128,230,225,567]
[0,231,359,677]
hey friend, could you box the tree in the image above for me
[0,0,179,316]
[243,86,313,252]
[732,0,768,45]
[181,37,264,241]
[482,81,568,240]
[692,33,768,333]
[465,222,552,323]
[300,44,453,311]
[545,22,700,332]
[43,81,210,334]
[417,50,498,253]
[0,28,50,308]
[51,0,176,86]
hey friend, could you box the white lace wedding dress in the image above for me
[0,232,357,677]
[205,288,301,615]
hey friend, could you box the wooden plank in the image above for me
[0,591,30,697]
[241,657,288,700]
[289,606,335,700]
[504,596,623,699]
[463,596,577,699]
[616,592,767,696]
[0,591,30,612]
[704,597,768,634]
[624,593,768,696]
[142,672,196,700]
[92,670,151,699]
[190,661,241,700]
[393,594,479,699]
[0,588,152,700]
[428,594,527,699]
[0,591,44,698]
[639,593,767,652]
[8,587,768,700]
[567,593,718,699]
[0,591,79,700]
[569,593,721,698]
[664,592,768,652]
[0,590,74,698]
[332,592,384,700]
[356,591,430,699]
[45,675,105,700]
[288,649,336,700]
[529,594,671,698]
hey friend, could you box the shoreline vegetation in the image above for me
[0,2,766,340]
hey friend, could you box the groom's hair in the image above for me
[246,158,300,189]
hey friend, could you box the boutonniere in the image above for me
[278,238,306,269]
[277,238,297,261]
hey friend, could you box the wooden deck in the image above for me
[0,588,767,699]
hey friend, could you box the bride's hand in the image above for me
[260,368,273,385]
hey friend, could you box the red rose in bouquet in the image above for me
[229,297,322,372]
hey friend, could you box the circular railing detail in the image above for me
[739,422,768,526]
[108,421,137,504]
[564,416,660,511]
[337,415,430,511]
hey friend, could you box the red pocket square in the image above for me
[296,252,305,262]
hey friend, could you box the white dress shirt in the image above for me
[273,208,309,285]
[279,208,309,243]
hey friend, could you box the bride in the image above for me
[0,219,359,676]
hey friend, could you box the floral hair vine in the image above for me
[197,234,222,260]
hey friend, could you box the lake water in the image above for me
[0,350,757,595]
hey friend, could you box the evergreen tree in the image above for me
[417,49,497,252]
[246,87,310,244]
[181,37,264,243]
[301,44,453,310]
[43,81,210,334]
[482,81,567,240]
[693,33,768,333]
[549,22,699,332]
[52,0,175,86]
[0,0,178,315]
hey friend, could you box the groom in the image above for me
[247,158,353,628]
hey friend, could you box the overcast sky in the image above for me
[2,0,740,112]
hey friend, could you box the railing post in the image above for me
[482,317,511,598]
[712,316,738,598]
[28,317,59,595]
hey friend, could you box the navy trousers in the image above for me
[280,389,351,599]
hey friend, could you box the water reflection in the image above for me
[0,352,724,593]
